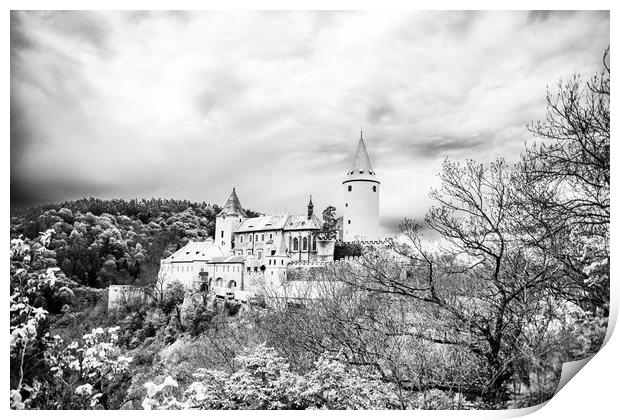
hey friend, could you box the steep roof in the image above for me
[235,215,288,233]
[234,214,322,233]
[284,214,322,231]
[208,255,246,264]
[345,132,379,182]
[164,240,226,263]
[218,187,246,217]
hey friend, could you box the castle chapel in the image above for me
[158,133,383,301]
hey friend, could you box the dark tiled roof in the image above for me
[284,214,322,231]
[344,133,379,182]
[235,215,288,233]
[234,214,322,233]
[218,187,246,216]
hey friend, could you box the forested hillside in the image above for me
[10,198,267,289]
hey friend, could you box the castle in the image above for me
[153,132,384,304]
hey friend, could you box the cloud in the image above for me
[10,11,610,235]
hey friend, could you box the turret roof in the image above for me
[345,132,379,182]
[219,187,246,217]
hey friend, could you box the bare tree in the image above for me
[520,48,610,314]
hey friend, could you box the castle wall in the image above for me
[234,229,282,258]
[342,179,380,241]
[215,213,245,253]
[108,285,148,310]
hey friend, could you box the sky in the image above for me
[10,10,609,233]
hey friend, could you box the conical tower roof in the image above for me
[345,131,379,182]
[218,187,246,217]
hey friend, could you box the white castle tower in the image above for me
[215,187,246,252]
[342,132,380,241]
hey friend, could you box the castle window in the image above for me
[373,185,377,192]
[258,251,263,259]
[240,236,244,243]
[221,230,224,238]
[269,233,273,240]
[293,238,299,251]
[312,236,317,250]
[281,260,284,265]
[261,234,264,241]
[345,203,348,207]
[255,234,258,242]
[302,237,308,251]
[348,185,352,192]
[348,220,351,224]
[271,250,275,256]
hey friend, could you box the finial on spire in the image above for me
[360,129,363,140]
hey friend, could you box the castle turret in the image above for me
[342,132,380,241]
[215,187,246,253]
[307,195,314,219]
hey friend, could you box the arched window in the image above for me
[312,236,317,250]
[302,237,308,251]
[293,237,299,251]
[227,280,237,289]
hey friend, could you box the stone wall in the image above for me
[108,285,148,311]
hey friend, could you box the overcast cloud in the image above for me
[10,10,609,233]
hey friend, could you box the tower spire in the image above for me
[348,132,375,177]
[218,186,246,217]
[307,194,314,219]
